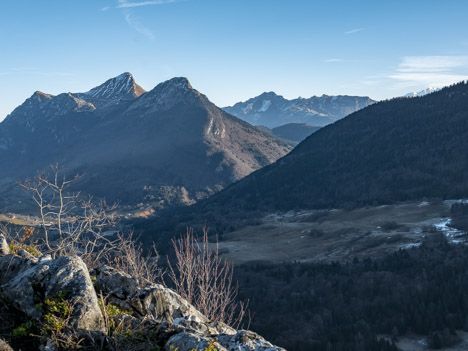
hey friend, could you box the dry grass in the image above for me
[218,201,458,264]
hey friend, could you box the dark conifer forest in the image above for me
[236,234,468,350]
[197,82,468,218]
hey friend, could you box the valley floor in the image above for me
[218,200,467,264]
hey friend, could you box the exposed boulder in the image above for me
[0,338,13,351]
[0,253,104,334]
[93,265,285,351]
[0,234,9,256]
[0,254,36,285]
[218,330,284,351]
[166,329,284,351]
[166,331,223,351]
[92,265,207,323]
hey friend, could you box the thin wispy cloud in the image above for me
[117,0,177,8]
[398,56,468,73]
[325,58,343,62]
[386,56,468,88]
[345,28,363,35]
[124,12,155,40]
[105,0,172,40]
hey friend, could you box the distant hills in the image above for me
[223,92,375,128]
[193,81,468,218]
[0,73,291,210]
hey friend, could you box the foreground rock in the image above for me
[0,238,284,350]
[93,266,285,351]
[92,266,208,323]
[0,338,13,351]
[0,253,105,334]
[0,234,9,256]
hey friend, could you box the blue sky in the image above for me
[1,0,468,120]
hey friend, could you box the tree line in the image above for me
[235,234,468,350]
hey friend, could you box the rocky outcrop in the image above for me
[92,265,285,351]
[0,234,9,256]
[92,266,208,323]
[0,338,13,351]
[0,237,285,351]
[0,253,104,334]
[167,329,282,351]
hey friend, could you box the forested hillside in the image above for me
[197,81,468,217]
[237,235,468,350]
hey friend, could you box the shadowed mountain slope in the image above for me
[0,74,291,210]
[194,81,468,217]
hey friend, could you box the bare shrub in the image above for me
[16,165,165,286]
[105,232,165,285]
[18,164,117,259]
[168,227,248,328]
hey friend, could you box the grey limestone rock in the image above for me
[0,253,104,334]
[0,234,9,256]
[0,338,13,351]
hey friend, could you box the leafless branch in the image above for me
[168,226,248,328]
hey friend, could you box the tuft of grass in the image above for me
[12,321,36,337]
[9,243,41,257]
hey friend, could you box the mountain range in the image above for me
[187,81,468,222]
[0,73,291,211]
[223,92,375,128]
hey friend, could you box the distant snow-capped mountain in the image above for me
[223,92,375,128]
[404,87,441,98]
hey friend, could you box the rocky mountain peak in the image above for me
[32,90,54,101]
[3,91,55,123]
[258,91,280,98]
[152,76,194,94]
[127,77,202,113]
[82,72,146,102]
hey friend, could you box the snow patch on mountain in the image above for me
[241,103,254,115]
[259,100,272,112]
[224,92,375,128]
[404,87,441,98]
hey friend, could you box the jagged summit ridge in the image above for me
[149,76,195,95]
[32,90,54,100]
[81,72,146,102]
[127,76,203,113]
[3,91,95,124]
[224,91,376,128]
[0,74,291,209]
[4,73,147,123]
